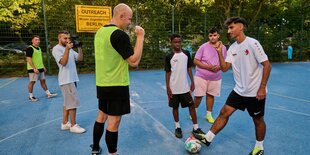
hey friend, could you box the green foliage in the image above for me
[0,0,309,77]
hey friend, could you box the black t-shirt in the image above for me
[26,45,44,73]
[96,25,134,97]
[164,50,193,72]
[26,45,40,57]
[107,24,134,60]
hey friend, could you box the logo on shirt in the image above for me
[173,59,178,63]
[245,49,249,55]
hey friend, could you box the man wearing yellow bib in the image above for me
[91,3,145,155]
[26,35,57,102]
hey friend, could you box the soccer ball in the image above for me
[185,136,201,153]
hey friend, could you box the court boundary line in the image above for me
[130,99,184,143]
[0,78,17,88]
[0,100,182,144]
[222,82,310,103]
[267,106,310,117]
[0,108,97,143]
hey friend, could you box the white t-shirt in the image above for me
[165,51,192,94]
[52,44,79,86]
[225,37,268,97]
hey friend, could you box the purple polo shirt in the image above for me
[194,42,227,81]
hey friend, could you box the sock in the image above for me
[45,90,51,95]
[193,124,198,130]
[29,93,33,98]
[175,121,180,129]
[205,130,215,142]
[105,130,118,154]
[255,140,264,150]
[93,121,105,150]
[195,108,198,112]
[207,111,212,116]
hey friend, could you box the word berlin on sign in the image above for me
[75,5,112,33]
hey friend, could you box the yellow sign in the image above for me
[75,5,112,33]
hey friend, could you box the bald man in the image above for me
[91,3,144,155]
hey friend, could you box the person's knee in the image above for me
[253,116,265,125]
[96,110,107,122]
[219,106,234,118]
[29,81,36,85]
[107,116,121,131]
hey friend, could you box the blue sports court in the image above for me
[0,62,309,155]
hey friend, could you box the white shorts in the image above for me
[194,76,222,97]
[29,72,45,81]
[60,83,80,110]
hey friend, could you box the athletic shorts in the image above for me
[194,76,221,97]
[29,72,45,81]
[169,92,193,109]
[60,83,80,110]
[225,90,265,117]
[97,86,130,116]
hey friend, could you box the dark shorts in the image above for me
[97,86,130,116]
[225,90,265,117]
[169,92,193,109]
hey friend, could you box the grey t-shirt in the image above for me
[52,44,79,86]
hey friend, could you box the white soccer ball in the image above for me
[185,136,201,153]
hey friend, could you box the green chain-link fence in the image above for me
[0,0,309,77]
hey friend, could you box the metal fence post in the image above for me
[42,0,51,74]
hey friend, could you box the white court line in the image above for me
[130,99,184,142]
[0,78,17,88]
[0,108,97,143]
[267,106,310,117]
[222,82,310,103]
[268,92,310,103]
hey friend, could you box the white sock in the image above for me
[29,93,33,97]
[195,108,198,112]
[45,90,51,95]
[204,130,215,142]
[175,122,180,129]
[255,140,264,150]
[207,111,212,116]
[193,124,198,130]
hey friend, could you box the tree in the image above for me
[0,0,41,30]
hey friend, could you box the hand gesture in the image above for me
[135,25,145,37]
[215,41,223,53]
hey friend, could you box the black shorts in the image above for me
[169,92,193,109]
[97,86,130,116]
[225,90,265,117]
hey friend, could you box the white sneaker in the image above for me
[61,122,71,130]
[70,124,86,134]
[47,93,57,98]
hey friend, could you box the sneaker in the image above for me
[175,128,182,138]
[29,96,38,102]
[47,93,57,98]
[192,128,206,140]
[249,147,264,155]
[70,124,86,134]
[90,144,102,155]
[205,114,215,124]
[200,138,211,146]
[61,122,71,130]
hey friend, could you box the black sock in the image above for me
[105,130,118,153]
[93,121,105,150]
